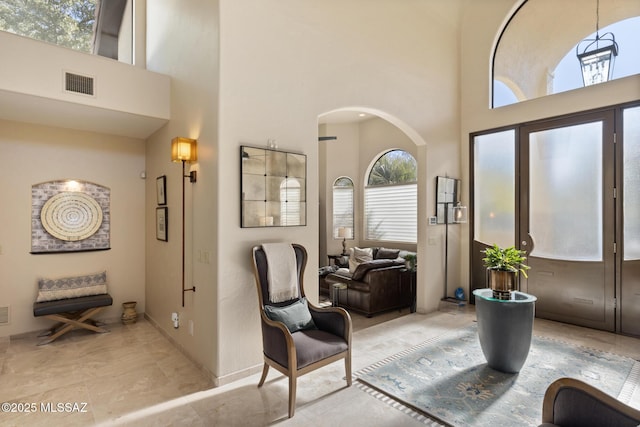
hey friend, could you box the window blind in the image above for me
[333,187,354,238]
[365,183,417,243]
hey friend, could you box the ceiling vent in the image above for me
[0,306,9,325]
[64,71,95,96]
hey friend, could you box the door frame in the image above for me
[469,101,640,334]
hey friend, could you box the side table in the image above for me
[473,288,537,373]
[331,283,347,307]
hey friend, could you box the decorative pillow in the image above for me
[36,271,108,302]
[349,247,373,273]
[264,297,317,333]
[376,247,400,260]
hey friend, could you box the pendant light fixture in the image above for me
[576,0,619,87]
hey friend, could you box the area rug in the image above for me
[355,324,640,427]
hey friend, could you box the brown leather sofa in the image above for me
[322,248,415,317]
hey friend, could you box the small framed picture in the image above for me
[156,175,167,205]
[156,207,168,241]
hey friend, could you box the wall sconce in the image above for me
[337,226,353,255]
[172,137,198,182]
[453,203,468,224]
[172,137,197,307]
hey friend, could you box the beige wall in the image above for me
[320,122,361,263]
[215,0,463,381]
[0,119,146,336]
[144,0,220,379]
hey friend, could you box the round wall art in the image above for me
[40,191,104,241]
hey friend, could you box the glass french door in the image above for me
[621,106,640,336]
[472,105,640,335]
[519,111,615,331]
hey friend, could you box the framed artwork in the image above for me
[156,175,167,205]
[240,145,307,227]
[31,180,111,254]
[156,207,168,241]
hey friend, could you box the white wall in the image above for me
[144,0,220,380]
[216,0,463,381]
[320,122,361,263]
[0,119,146,337]
[0,31,169,120]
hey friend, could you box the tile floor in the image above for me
[1,302,639,426]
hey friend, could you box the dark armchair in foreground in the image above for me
[540,377,640,427]
[252,243,352,418]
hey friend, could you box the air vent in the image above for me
[0,306,9,325]
[64,71,95,96]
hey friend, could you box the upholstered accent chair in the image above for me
[540,377,640,427]
[252,243,352,418]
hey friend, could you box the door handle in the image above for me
[523,234,535,253]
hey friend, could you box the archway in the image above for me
[317,107,431,322]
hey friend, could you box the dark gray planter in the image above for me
[473,288,537,373]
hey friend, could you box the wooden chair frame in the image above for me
[542,377,640,426]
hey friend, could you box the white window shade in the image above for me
[365,183,417,243]
[333,187,354,238]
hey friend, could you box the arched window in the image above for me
[364,150,417,243]
[333,177,354,239]
[493,0,640,108]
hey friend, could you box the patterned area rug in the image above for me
[355,324,640,427]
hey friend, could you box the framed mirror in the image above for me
[435,176,460,224]
[241,146,307,227]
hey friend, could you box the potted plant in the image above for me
[482,244,530,300]
[403,253,417,272]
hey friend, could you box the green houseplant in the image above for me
[403,253,417,272]
[482,244,530,299]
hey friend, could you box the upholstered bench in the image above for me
[32,271,113,345]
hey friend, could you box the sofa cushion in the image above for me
[36,271,108,302]
[264,297,317,333]
[352,259,399,281]
[376,247,400,260]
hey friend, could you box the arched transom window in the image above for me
[493,0,640,108]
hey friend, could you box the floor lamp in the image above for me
[172,137,198,307]
[443,202,467,301]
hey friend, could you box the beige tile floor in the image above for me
[1,302,639,427]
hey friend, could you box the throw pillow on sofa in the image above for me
[376,247,400,260]
[349,247,373,273]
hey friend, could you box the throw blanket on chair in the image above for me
[262,243,299,303]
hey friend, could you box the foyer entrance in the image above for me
[471,103,640,336]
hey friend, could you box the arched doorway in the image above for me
[317,107,431,324]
